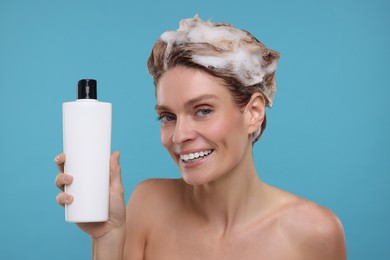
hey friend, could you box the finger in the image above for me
[56,192,74,207]
[110,151,123,193]
[54,153,66,172]
[55,173,73,191]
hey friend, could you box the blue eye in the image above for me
[196,109,212,117]
[157,114,176,123]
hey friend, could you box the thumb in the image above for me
[110,151,123,191]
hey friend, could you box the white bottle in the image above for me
[62,79,112,222]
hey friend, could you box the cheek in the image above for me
[160,127,172,149]
[208,112,245,140]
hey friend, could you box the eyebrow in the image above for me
[155,94,218,111]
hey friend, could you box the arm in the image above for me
[92,227,126,260]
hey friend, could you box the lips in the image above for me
[179,149,214,162]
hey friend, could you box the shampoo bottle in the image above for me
[63,79,112,222]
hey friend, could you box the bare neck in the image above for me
[184,150,269,236]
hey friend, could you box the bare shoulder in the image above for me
[129,178,183,201]
[277,191,347,260]
[124,178,183,259]
[127,178,183,214]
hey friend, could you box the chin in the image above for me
[180,170,217,186]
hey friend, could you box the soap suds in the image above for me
[159,15,279,107]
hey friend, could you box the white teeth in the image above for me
[180,150,213,161]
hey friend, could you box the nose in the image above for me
[172,117,196,144]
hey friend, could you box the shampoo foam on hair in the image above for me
[62,79,111,222]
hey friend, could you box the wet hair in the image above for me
[147,16,280,143]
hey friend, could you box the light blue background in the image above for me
[0,0,389,259]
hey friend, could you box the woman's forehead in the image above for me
[158,67,227,89]
[155,67,232,108]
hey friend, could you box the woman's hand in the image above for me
[54,151,126,239]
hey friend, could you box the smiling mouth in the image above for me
[179,149,214,163]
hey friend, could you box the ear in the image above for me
[244,93,265,135]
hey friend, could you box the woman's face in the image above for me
[155,67,254,185]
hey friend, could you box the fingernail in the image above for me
[65,195,73,203]
[64,175,72,183]
[55,155,60,162]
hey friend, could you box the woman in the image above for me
[55,16,346,259]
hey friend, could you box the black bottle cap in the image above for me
[78,79,97,99]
